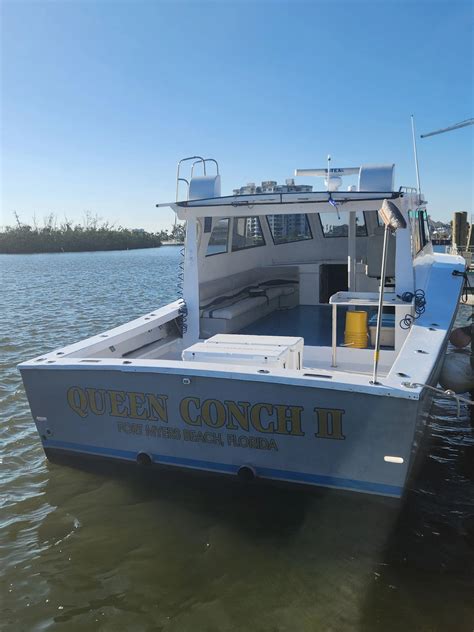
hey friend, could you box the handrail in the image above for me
[203,158,219,175]
[176,190,402,208]
[176,156,206,201]
[190,158,220,178]
[191,159,206,178]
[449,245,474,254]
[176,178,190,202]
[175,156,220,201]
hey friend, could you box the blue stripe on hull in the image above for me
[45,439,403,497]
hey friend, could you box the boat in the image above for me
[19,156,466,498]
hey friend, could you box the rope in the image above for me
[452,269,472,303]
[398,289,426,329]
[406,382,474,418]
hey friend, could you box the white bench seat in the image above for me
[199,267,300,337]
[203,296,267,319]
[202,285,296,320]
[264,286,295,300]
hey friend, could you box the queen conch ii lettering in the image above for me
[66,386,346,440]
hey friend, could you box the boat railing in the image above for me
[447,244,474,254]
[446,244,474,268]
[176,156,220,201]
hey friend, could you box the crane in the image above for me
[420,118,474,138]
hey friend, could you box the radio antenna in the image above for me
[326,154,331,191]
[411,115,421,197]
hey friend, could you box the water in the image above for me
[1,247,474,631]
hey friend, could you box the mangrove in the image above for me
[0,213,175,254]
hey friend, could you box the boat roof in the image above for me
[157,190,405,219]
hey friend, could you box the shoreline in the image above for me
[0,244,185,255]
[0,222,174,255]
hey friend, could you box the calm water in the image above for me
[1,247,474,631]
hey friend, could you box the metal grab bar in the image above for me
[175,156,220,201]
[203,158,219,174]
[176,178,190,203]
[190,158,220,178]
[191,160,206,178]
[176,156,205,201]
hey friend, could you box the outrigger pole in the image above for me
[411,115,422,198]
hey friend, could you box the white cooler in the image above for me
[204,334,304,369]
[182,342,290,368]
[182,339,297,370]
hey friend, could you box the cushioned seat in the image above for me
[264,286,295,301]
[199,267,300,337]
[202,285,296,319]
[200,284,254,314]
[205,296,267,320]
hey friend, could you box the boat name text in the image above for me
[66,387,345,440]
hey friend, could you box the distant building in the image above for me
[233,178,313,196]
[233,179,313,242]
[267,214,308,241]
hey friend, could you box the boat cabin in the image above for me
[154,157,427,378]
[35,157,437,389]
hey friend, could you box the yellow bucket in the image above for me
[344,310,368,349]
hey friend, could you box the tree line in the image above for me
[0,213,185,254]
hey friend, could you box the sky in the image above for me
[1,0,473,232]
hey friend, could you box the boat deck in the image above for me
[70,300,395,378]
[236,304,393,377]
[239,304,348,345]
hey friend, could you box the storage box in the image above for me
[205,334,304,369]
[182,341,291,369]
[368,313,395,347]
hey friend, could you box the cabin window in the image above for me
[319,211,367,237]
[422,211,431,245]
[266,214,312,244]
[206,218,230,256]
[417,211,431,250]
[362,210,382,228]
[370,210,382,226]
[410,209,429,254]
[231,216,265,251]
[411,212,422,253]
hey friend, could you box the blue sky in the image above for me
[1,0,472,231]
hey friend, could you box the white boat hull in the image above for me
[21,365,433,498]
